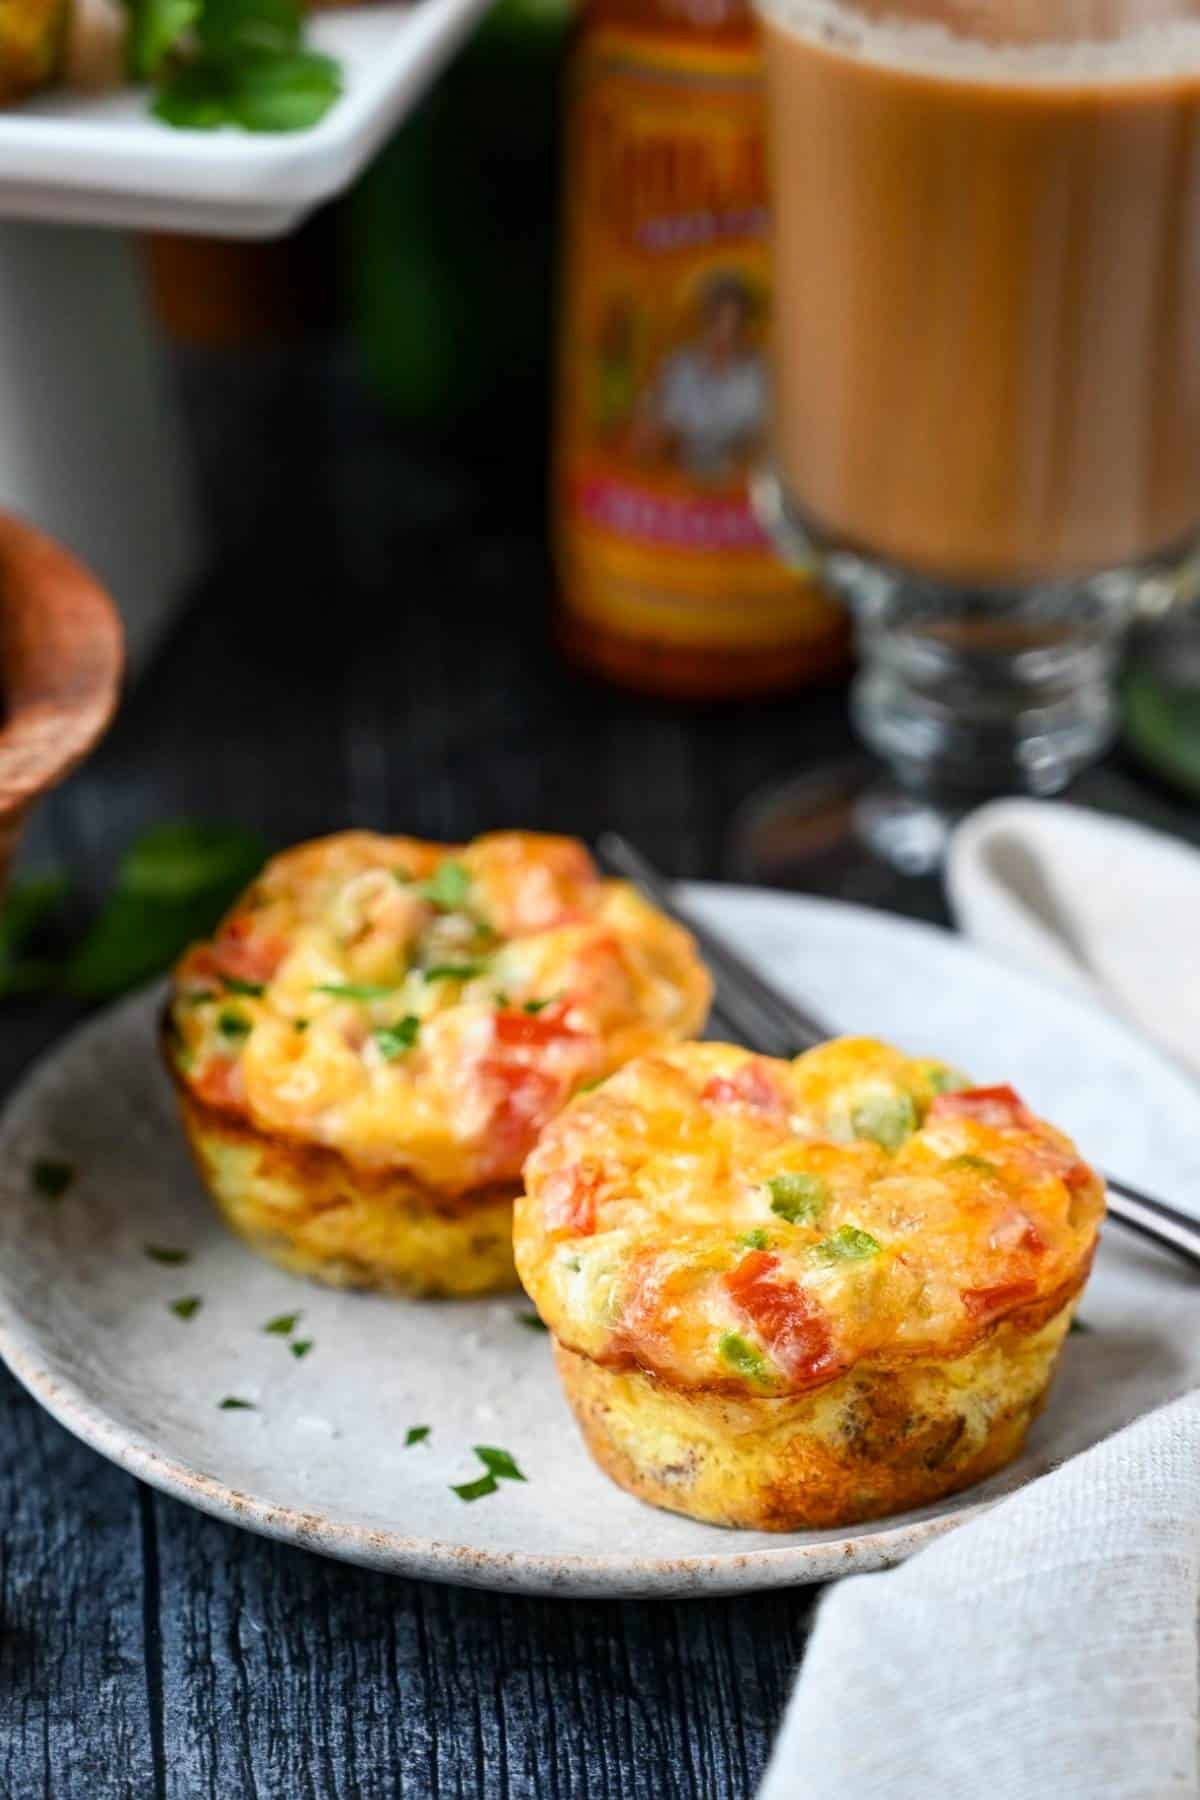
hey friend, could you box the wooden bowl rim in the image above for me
[0,512,124,821]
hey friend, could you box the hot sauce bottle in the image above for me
[552,0,849,699]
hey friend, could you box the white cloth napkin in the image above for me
[946,798,1200,1083]
[761,799,1200,1800]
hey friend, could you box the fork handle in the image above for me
[1105,1178,1200,1269]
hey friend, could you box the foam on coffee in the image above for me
[755,0,1200,82]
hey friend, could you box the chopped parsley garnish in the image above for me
[452,1473,497,1502]
[290,1339,313,1359]
[216,1009,251,1041]
[405,1425,431,1446]
[516,1310,549,1332]
[221,975,263,997]
[144,1244,191,1266]
[523,995,561,1015]
[575,1078,604,1094]
[814,1225,882,1263]
[373,1016,420,1060]
[1069,1318,1092,1335]
[851,1092,917,1152]
[31,1158,74,1201]
[294,1018,309,1032]
[219,1396,255,1410]
[169,1296,202,1320]
[719,1330,769,1383]
[767,1171,828,1225]
[418,861,471,911]
[264,1311,301,1335]
[736,1228,769,1251]
[314,982,396,1002]
[423,963,485,983]
[493,992,511,1009]
[474,1445,526,1482]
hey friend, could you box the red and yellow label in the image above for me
[554,23,843,657]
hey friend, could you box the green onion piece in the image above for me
[144,1244,191,1266]
[926,1064,969,1096]
[516,1310,549,1332]
[314,982,396,1002]
[452,1473,498,1502]
[219,1396,255,1410]
[948,1153,1000,1176]
[814,1225,882,1264]
[736,1228,769,1251]
[31,1158,74,1201]
[373,1016,420,1060]
[405,1425,431,1446]
[767,1171,828,1225]
[718,1330,769,1383]
[290,1339,313,1359]
[474,1445,526,1483]
[423,963,485,983]
[221,975,263,997]
[216,1010,251,1041]
[169,1296,202,1320]
[264,1311,301,1336]
[851,1092,917,1152]
[418,862,471,911]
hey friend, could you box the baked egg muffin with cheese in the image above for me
[515,1037,1104,1530]
[163,831,711,1296]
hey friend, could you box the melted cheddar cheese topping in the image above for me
[515,1038,1105,1396]
[166,831,711,1193]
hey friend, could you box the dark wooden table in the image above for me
[1,342,1190,1800]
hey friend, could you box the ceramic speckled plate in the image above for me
[0,887,1197,1599]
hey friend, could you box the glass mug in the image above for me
[743,0,1200,876]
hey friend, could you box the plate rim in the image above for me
[0,883,1177,1597]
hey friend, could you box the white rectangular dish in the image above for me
[0,0,493,236]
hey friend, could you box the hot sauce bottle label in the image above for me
[554,24,843,654]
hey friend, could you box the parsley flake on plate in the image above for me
[516,1310,549,1332]
[264,1311,301,1336]
[169,1296,202,1320]
[31,1158,74,1201]
[451,1473,497,1502]
[405,1425,431,1447]
[290,1339,313,1359]
[474,1446,526,1482]
[219,1396,256,1410]
[144,1244,191,1266]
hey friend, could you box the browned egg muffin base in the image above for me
[172,1079,520,1298]
[553,1301,1076,1531]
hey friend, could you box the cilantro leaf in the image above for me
[144,1244,191,1266]
[63,822,265,999]
[126,0,202,78]
[373,1017,420,1060]
[451,1473,498,1502]
[473,1445,526,1482]
[418,861,471,911]
[154,48,341,134]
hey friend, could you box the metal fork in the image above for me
[597,831,1200,1271]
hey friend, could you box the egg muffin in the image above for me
[516,1038,1104,1530]
[164,831,711,1296]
